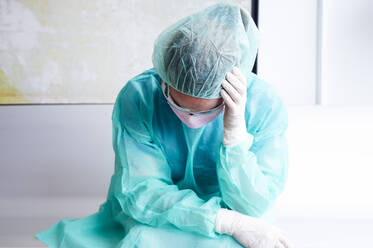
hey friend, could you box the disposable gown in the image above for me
[35,3,289,247]
[35,67,289,247]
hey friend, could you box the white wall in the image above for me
[257,0,373,219]
[258,0,373,106]
[1,105,373,219]
[322,0,373,105]
[258,0,318,105]
[2,105,373,247]
[277,106,373,219]
[0,105,114,198]
[1,0,372,216]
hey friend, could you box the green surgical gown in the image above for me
[35,68,289,247]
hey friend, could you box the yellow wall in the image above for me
[0,0,249,104]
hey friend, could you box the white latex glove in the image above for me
[221,66,250,146]
[215,208,293,248]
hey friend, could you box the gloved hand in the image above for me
[215,208,293,248]
[221,66,251,146]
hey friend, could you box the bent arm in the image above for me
[112,125,222,238]
[216,132,288,217]
[216,95,289,217]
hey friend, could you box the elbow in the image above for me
[221,184,281,218]
[247,181,285,217]
[240,196,273,218]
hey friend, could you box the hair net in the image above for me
[152,2,259,99]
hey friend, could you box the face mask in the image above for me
[161,81,224,129]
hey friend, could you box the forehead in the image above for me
[169,85,221,104]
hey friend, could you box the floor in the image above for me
[0,216,372,247]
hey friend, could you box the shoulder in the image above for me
[246,73,282,104]
[112,68,161,140]
[115,68,161,105]
[245,73,288,140]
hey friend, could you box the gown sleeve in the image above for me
[216,86,289,217]
[110,83,222,238]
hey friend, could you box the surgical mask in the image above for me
[161,81,225,129]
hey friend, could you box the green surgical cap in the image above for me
[152,2,259,99]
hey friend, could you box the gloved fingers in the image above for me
[278,235,293,248]
[225,71,246,96]
[232,66,247,88]
[221,88,235,109]
[271,226,292,248]
[275,240,285,248]
[221,79,242,103]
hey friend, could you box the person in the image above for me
[35,3,292,248]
